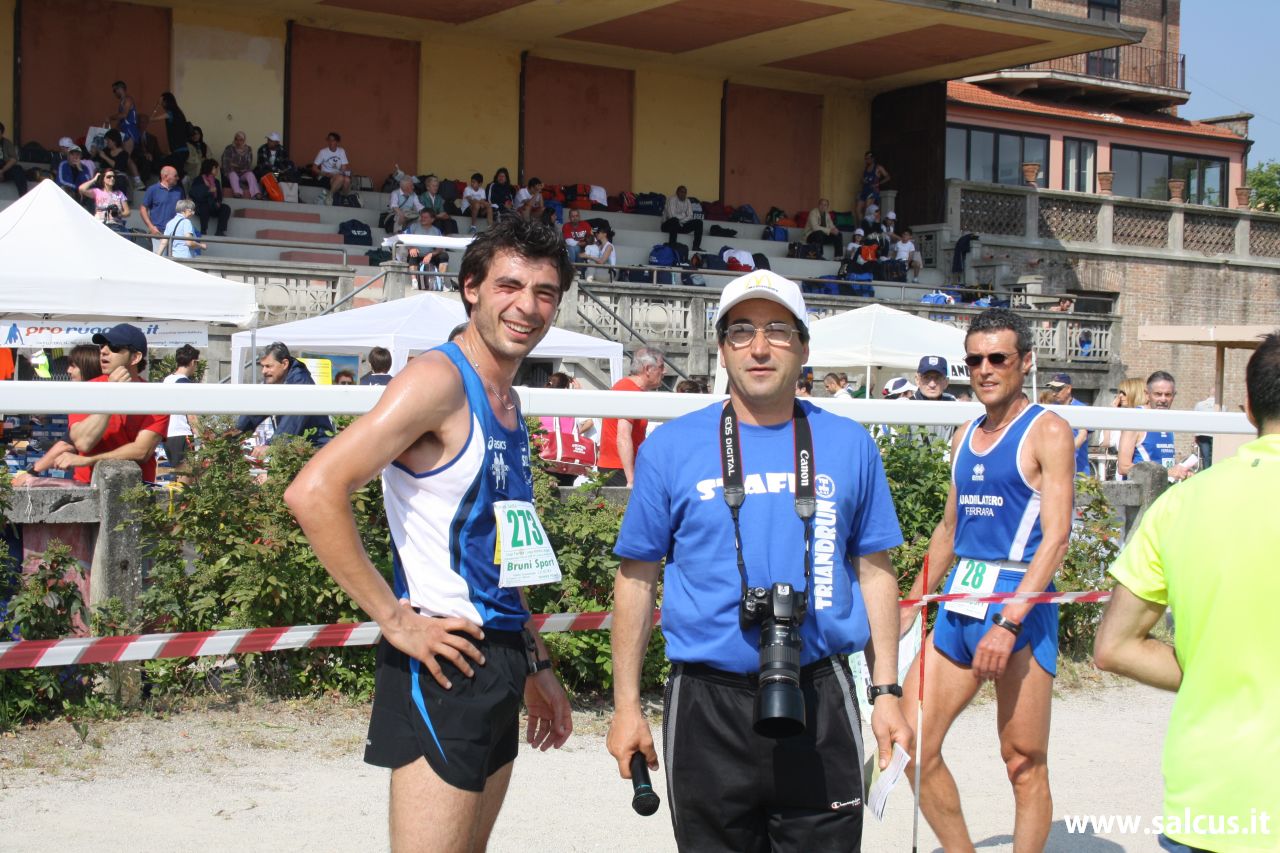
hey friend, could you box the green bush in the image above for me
[1056,475,1122,658]
[876,431,951,597]
[526,455,668,696]
[127,427,388,699]
[0,541,103,731]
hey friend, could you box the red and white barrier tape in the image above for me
[0,590,1112,670]
[0,610,651,670]
[902,589,1112,607]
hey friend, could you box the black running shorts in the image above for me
[663,657,866,853]
[364,629,527,793]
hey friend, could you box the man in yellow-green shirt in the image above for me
[1095,331,1280,853]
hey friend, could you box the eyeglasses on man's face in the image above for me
[724,322,801,348]
[963,351,1021,369]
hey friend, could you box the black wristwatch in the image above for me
[992,613,1022,637]
[867,683,903,703]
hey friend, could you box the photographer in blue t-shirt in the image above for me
[606,270,912,852]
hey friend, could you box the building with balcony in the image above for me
[944,0,1251,208]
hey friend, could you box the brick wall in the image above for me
[1030,0,1177,55]
[970,244,1279,418]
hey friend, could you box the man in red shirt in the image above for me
[57,323,169,483]
[561,208,593,265]
[597,346,665,486]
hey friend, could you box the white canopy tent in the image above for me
[806,304,969,394]
[229,292,625,384]
[0,180,256,325]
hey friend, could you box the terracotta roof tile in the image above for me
[947,81,1244,142]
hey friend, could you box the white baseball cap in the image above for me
[266,131,282,142]
[716,269,810,332]
[58,136,75,149]
[883,377,917,397]
[887,211,897,220]
[853,228,865,237]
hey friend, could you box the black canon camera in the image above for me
[740,582,807,738]
[106,204,120,217]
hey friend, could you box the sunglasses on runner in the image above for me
[963,351,1020,368]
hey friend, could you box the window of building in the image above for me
[1086,0,1121,78]
[1111,145,1228,206]
[945,126,967,180]
[995,0,1032,7]
[1064,138,1097,193]
[946,124,1049,188]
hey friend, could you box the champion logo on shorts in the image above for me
[830,797,862,810]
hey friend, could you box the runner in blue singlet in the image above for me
[1118,371,1196,482]
[899,308,1076,852]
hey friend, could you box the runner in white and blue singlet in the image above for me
[381,340,533,633]
[898,308,1076,852]
[286,218,575,850]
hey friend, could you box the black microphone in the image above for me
[629,752,660,816]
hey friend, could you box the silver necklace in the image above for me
[463,338,516,411]
[979,399,1028,434]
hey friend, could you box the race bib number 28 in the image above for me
[944,558,1000,620]
[493,500,562,588]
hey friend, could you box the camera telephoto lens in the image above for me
[753,618,806,738]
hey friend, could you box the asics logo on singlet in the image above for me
[971,463,985,482]
[487,437,508,451]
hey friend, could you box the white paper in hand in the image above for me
[864,742,912,822]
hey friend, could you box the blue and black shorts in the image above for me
[364,627,526,792]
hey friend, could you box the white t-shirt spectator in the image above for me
[314,147,348,175]
[163,374,193,437]
[584,240,615,281]
[893,239,916,262]
[463,185,486,204]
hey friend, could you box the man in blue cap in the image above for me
[56,322,169,484]
[913,355,957,444]
[1047,372,1091,477]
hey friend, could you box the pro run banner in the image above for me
[2,318,208,349]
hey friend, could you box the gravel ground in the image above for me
[0,682,1173,852]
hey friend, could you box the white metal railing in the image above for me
[0,383,1256,435]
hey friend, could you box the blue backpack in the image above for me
[648,244,679,267]
[762,225,787,241]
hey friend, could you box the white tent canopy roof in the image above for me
[806,304,968,376]
[0,181,256,325]
[229,292,625,383]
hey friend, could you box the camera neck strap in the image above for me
[719,400,817,597]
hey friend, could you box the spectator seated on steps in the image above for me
[387,178,424,234]
[805,198,844,260]
[307,131,352,204]
[417,174,459,235]
[661,185,703,251]
[256,132,294,178]
[220,131,260,199]
[188,159,232,237]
